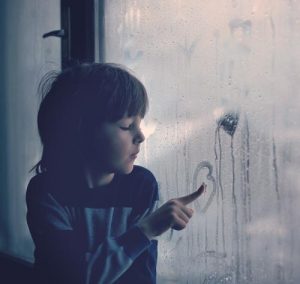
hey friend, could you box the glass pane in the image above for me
[0,0,61,261]
[102,1,300,283]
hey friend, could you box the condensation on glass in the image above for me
[102,1,300,283]
[0,0,61,261]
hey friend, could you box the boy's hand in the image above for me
[138,183,206,240]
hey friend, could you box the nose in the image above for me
[133,127,145,144]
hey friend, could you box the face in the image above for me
[89,114,145,174]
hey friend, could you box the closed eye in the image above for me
[120,125,133,130]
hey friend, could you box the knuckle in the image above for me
[168,199,178,206]
[183,217,189,223]
[167,204,177,213]
[170,211,177,219]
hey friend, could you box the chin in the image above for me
[121,163,135,175]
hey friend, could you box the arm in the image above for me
[26,178,152,284]
[115,179,159,284]
[115,240,157,284]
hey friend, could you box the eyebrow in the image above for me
[118,117,132,122]
[120,116,138,121]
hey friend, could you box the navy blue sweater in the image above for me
[26,165,159,284]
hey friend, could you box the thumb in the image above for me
[176,183,206,205]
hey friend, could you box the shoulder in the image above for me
[127,165,158,193]
[117,166,159,209]
[26,173,73,230]
[130,165,157,184]
[26,172,63,205]
[26,174,50,213]
[26,173,47,200]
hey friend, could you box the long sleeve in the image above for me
[116,178,159,284]
[26,167,159,284]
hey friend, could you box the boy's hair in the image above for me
[34,63,149,175]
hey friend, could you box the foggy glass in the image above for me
[102,1,300,283]
[0,0,61,261]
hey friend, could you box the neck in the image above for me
[84,165,115,188]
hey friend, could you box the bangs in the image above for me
[101,65,149,121]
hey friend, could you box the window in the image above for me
[99,1,300,283]
[0,0,61,263]
[1,1,299,283]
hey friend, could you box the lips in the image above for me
[130,151,139,159]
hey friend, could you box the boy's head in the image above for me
[36,63,149,175]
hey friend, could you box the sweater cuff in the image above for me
[116,226,151,260]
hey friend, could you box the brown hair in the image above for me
[35,63,149,175]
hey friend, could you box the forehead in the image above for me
[117,113,142,122]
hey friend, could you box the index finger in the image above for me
[176,183,206,205]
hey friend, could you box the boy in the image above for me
[26,63,204,283]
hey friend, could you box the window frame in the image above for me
[61,0,104,68]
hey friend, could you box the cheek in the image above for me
[110,133,131,157]
[97,131,129,161]
[92,127,133,166]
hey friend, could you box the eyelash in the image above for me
[120,125,133,130]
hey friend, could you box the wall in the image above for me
[103,1,300,283]
[0,0,60,261]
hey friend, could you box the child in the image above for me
[26,63,205,284]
